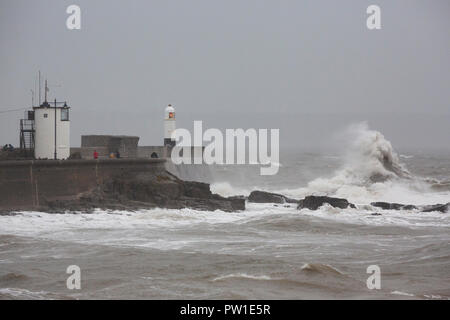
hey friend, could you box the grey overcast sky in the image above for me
[0,0,449,150]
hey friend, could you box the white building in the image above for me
[164,104,176,147]
[33,101,70,159]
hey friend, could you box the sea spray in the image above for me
[270,123,448,205]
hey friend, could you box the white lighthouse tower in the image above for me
[33,81,70,159]
[164,104,176,147]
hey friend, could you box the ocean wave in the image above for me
[0,200,448,249]
[298,204,450,228]
[390,290,415,297]
[275,123,450,205]
[0,272,29,283]
[0,288,54,300]
[333,122,412,183]
[210,123,449,207]
[423,294,446,300]
[212,273,274,282]
[299,123,413,195]
[300,263,344,276]
[210,182,251,197]
[429,179,450,192]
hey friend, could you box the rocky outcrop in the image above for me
[371,201,449,213]
[42,173,246,213]
[295,197,448,213]
[248,190,298,204]
[420,203,449,213]
[297,196,356,210]
[371,202,418,210]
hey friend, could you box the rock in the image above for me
[248,190,298,204]
[228,195,247,201]
[182,196,245,212]
[297,196,356,210]
[420,203,449,213]
[403,205,418,210]
[371,202,418,210]
[229,198,246,211]
[183,181,213,199]
[41,170,245,213]
[371,201,449,213]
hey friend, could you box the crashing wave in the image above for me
[278,122,445,204]
[303,123,413,196]
[300,263,345,275]
[336,122,411,184]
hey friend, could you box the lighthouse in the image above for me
[164,104,176,147]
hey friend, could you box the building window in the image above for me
[61,108,69,121]
[27,111,35,120]
[44,113,48,118]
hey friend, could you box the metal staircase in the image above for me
[20,117,35,158]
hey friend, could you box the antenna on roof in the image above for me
[44,79,49,103]
[38,70,41,106]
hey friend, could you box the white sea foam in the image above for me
[297,204,450,228]
[0,200,447,255]
[0,288,53,300]
[390,290,415,297]
[423,294,445,300]
[277,123,450,205]
[210,182,251,197]
[279,181,450,206]
[0,205,284,250]
[212,123,449,206]
[212,273,274,281]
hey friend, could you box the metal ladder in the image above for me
[19,119,35,157]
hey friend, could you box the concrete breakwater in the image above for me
[0,159,244,212]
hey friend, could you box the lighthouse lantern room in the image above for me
[164,104,176,147]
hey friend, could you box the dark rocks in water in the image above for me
[179,196,245,212]
[371,201,449,213]
[102,175,245,212]
[248,190,298,204]
[371,202,418,210]
[228,195,247,201]
[402,205,418,210]
[212,194,246,212]
[421,203,449,213]
[43,171,245,213]
[370,213,382,216]
[297,196,356,210]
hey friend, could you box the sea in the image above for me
[0,123,449,299]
